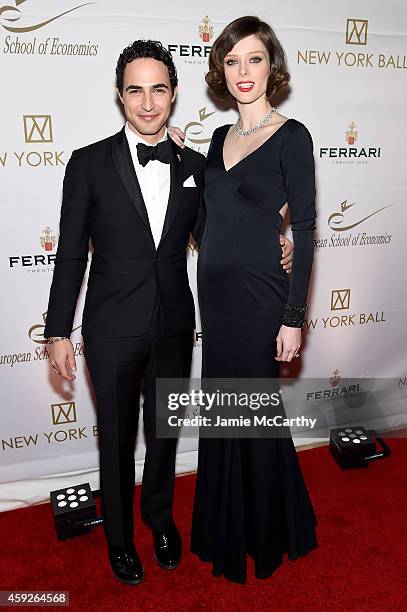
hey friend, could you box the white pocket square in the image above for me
[183,175,196,187]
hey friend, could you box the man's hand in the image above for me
[49,338,77,381]
[280,235,293,273]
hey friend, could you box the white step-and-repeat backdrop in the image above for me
[1,0,406,510]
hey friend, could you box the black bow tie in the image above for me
[136,141,170,167]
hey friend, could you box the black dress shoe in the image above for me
[152,525,182,569]
[108,543,144,585]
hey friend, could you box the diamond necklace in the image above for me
[234,107,277,137]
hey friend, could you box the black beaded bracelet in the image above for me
[282,303,308,328]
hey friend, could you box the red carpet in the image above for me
[1,439,407,611]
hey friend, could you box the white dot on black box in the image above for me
[352,438,361,444]
[57,494,65,500]
[70,502,78,508]
[58,501,67,507]
[68,495,76,501]
[360,435,367,440]
[79,496,88,502]
[341,437,350,442]
[78,489,86,495]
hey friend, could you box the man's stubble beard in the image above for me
[129,117,167,137]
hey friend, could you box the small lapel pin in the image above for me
[177,154,181,162]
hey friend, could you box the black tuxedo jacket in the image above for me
[44,128,206,338]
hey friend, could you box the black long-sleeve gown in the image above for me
[190,119,318,583]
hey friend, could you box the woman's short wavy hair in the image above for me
[206,16,290,102]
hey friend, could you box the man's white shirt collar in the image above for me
[125,122,168,150]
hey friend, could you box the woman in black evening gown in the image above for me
[173,15,318,583]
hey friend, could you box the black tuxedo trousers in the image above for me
[84,300,192,545]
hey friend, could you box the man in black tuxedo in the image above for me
[44,40,293,585]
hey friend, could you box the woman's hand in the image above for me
[168,126,186,148]
[275,325,301,362]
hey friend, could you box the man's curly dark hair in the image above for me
[116,39,178,93]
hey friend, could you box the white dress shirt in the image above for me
[125,122,171,248]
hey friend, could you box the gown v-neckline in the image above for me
[222,118,294,173]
